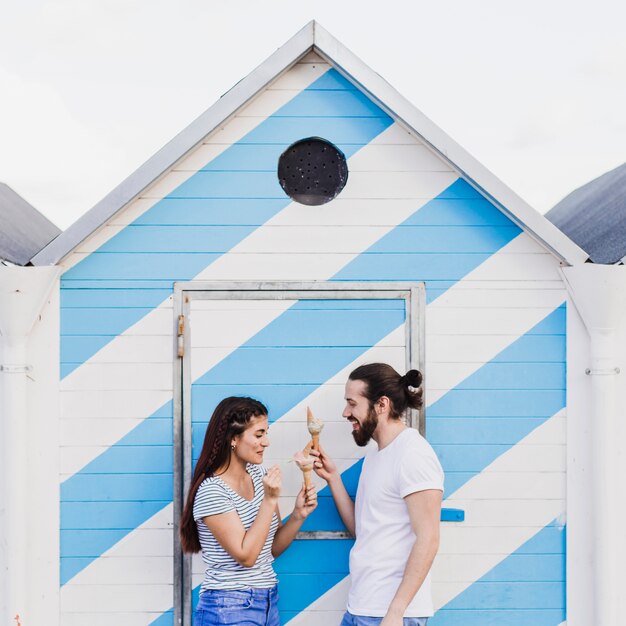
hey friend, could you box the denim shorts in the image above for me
[340,611,428,626]
[194,586,279,626]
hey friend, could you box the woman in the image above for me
[180,396,317,626]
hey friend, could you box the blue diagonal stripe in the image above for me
[60,68,394,377]
[431,520,565,625]
[429,304,565,495]
[333,178,521,298]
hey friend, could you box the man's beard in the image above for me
[351,406,378,447]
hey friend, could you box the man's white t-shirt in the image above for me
[347,427,444,617]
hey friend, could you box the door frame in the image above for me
[172,281,425,626]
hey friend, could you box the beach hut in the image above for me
[2,20,624,626]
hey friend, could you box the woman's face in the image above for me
[232,414,270,464]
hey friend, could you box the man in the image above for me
[311,363,444,626]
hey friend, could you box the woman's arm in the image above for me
[202,465,281,568]
[271,483,317,558]
[310,447,355,536]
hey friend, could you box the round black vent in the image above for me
[278,137,348,205]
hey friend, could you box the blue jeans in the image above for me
[194,586,279,626]
[340,611,428,626]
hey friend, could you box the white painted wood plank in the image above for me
[236,88,328,116]
[264,199,428,227]
[296,51,325,64]
[189,301,296,348]
[190,308,404,344]
[437,525,558,555]
[59,447,169,476]
[450,498,566,526]
[73,224,126,253]
[456,471,566,500]
[268,60,331,89]
[62,613,168,626]
[60,418,161,447]
[203,226,390,254]
[348,144,451,172]
[428,306,563,336]
[68,556,172,586]
[435,551,562,580]
[69,529,171,557]
[63,305,173,334]
[426,288,565,309]
[432,279,564,290]
[425,360,562,391]
[361,122,425,145]
[66,336,173,363]
[171,142,241,171]
[338,171,460,199]
[61,584,172,613]
[427,334,550,362]
[60,363,173,392]
[138,171,191,198]
[287,611,347,626]
[60,390,173,419]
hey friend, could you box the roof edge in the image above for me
[31,21,317,266]
[311,23,588,266]
[32,20,588,267]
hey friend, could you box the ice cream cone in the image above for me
[293,449,315,488]
[301,466,313,488]
[306,406,324,451]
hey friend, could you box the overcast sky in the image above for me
[1,0,624,230]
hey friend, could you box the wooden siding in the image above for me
[58,50,566,626]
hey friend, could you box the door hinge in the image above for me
[177,314,185,358]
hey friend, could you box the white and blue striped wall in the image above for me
[57,52,567,625]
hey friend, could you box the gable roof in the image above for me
[0,183,61,265]
[30,21,588,267]
[546,162,626,264]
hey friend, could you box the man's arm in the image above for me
[310,447,356,536]
[381,489,442,626]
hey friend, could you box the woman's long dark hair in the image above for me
[179,396,268,553]
[349,363,423,417]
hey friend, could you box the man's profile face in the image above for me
[343,379,378,447]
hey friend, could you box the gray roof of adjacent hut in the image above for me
[0,183,61,266]
[546,162,626,265]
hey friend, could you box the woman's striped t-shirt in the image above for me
[193,464,280,592]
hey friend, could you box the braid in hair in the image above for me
[204,416,230,475]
